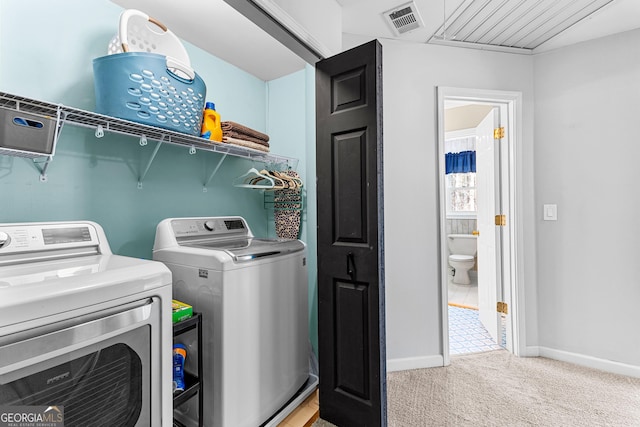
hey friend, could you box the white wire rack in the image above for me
[0,91,298,187]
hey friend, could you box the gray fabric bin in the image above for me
[0,107,56,156]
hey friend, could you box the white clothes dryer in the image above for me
[153,216,316,427]
[0,221,173,426]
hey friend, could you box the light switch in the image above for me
[543,204,557,221]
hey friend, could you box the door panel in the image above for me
[333,130,368,244]
[476,108,502,344]
[316,40,386,427]
[335,279,370,399]
[332,67,367,112]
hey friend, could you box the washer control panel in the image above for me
[171,217,248,240]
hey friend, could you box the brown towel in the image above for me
[223,136,270,153]
[222,131,270,147]
[221,121,270,145]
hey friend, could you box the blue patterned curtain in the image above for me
[445,150,476,174]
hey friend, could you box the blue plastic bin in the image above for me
[93,52,206,136]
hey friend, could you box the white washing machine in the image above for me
[0,221,173,426]
[153,216,316,427]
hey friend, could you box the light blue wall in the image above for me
[0,0,290,259]
[303,64,318,355]
[266,70,307,236]
[0,0,317,351]
[266,65,318,353]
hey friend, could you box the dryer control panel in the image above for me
[0,222,104,256]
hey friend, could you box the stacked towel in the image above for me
[222,136,269,153]
[221,121,270,151]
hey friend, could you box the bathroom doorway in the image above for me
[437,87,523,365]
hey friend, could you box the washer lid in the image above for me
[183,237,304,262]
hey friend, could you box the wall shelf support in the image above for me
[31,106,66,182]
[203,153,229,192]
[33,155,53,182]
[138,137,164,189]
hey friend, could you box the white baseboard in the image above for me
[536,346,640,378]
[522,345,541,357]
[388,348,640,378]
[387,355,444,372]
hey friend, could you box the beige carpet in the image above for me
[315,350,640,426]
[312,419,338,427]
[388,350,640,427]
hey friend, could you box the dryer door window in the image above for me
[0,301,156,426]
[0,341,144,426]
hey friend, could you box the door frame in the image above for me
[437,87,524,365]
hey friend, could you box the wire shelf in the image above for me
[0,91,298,168]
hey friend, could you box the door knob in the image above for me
[472,230,479,236]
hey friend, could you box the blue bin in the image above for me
[93,52,206,136]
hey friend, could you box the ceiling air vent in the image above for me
[383,2,424,36]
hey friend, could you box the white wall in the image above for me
[379,39,537,368]
[277,16,640,373]
[534,29,640,368]
[271,0,342,56]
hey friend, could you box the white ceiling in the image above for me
[112,0,640,81]
[340,0,640,53]
[110,0,307,81]
[430,0,614,50]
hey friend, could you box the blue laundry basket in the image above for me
[93,52,206,136]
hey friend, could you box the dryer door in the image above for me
[0,298,160,426]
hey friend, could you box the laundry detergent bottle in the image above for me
[200,102,223,142]
[173,343,187,392]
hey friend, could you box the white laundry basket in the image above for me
[107,9,194,80]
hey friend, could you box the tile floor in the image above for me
[448,305,503,355]
[447,272,503,355]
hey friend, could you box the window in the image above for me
[445,132,477,218]
[446,172,477,217]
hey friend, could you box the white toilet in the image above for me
[447,234,477,285]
